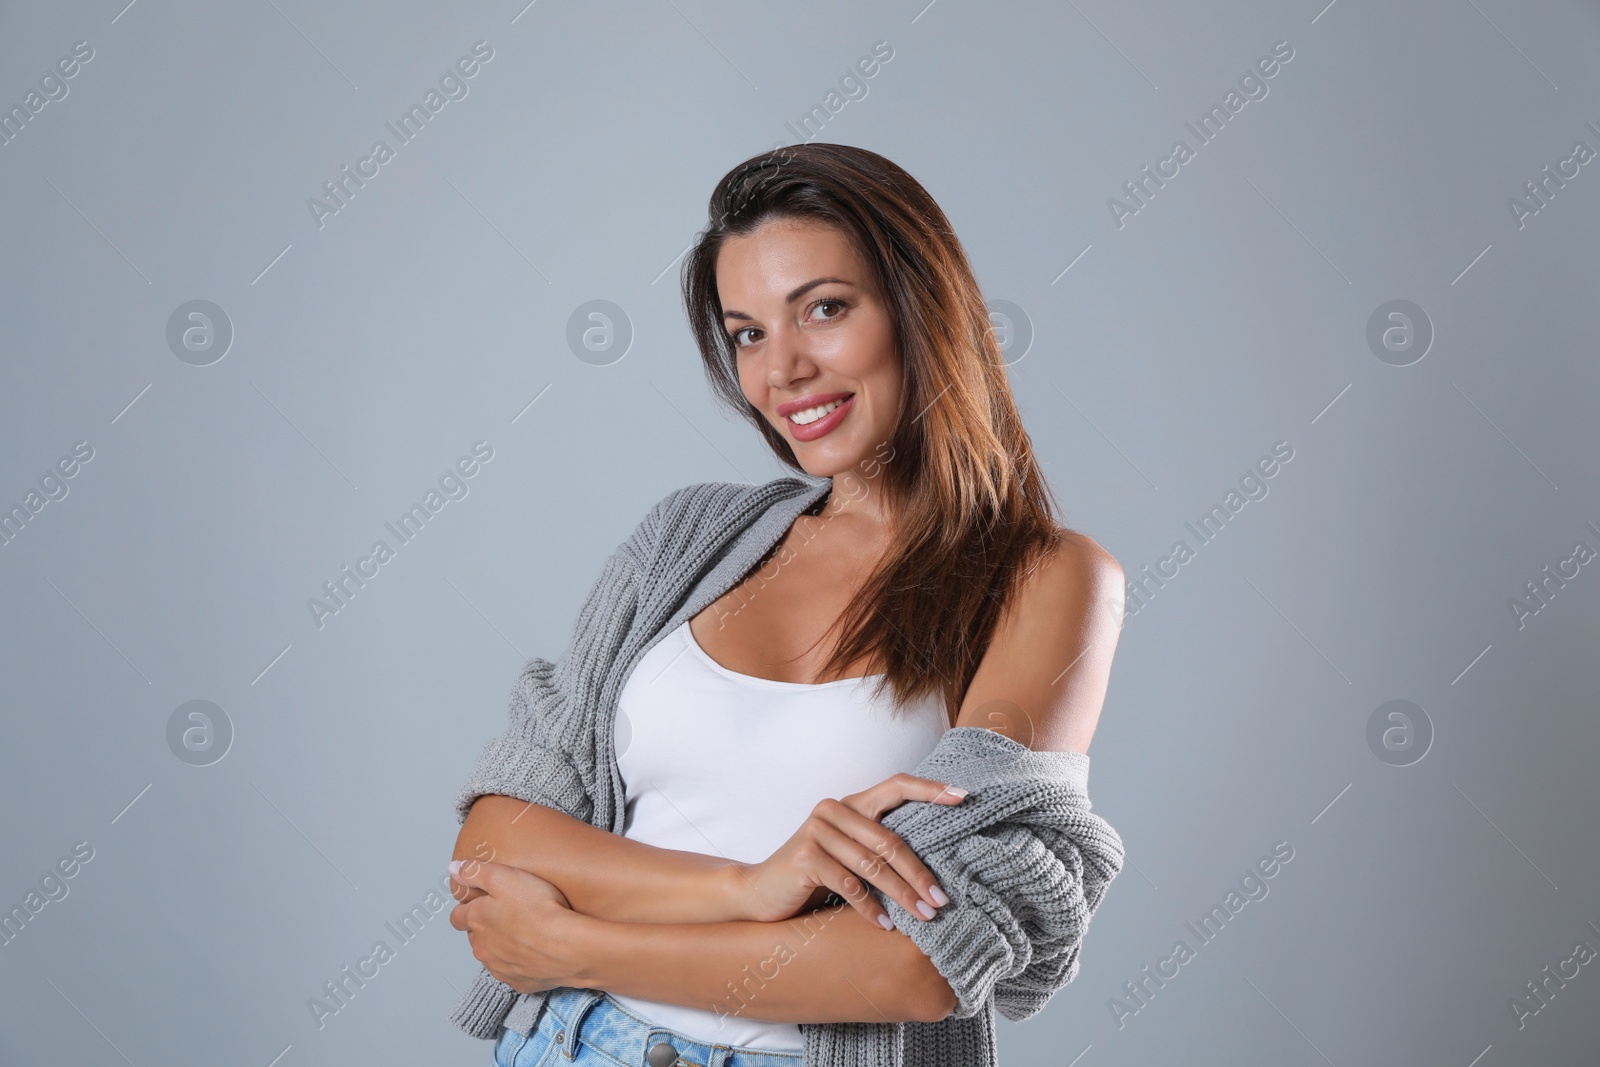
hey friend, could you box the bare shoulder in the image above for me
[1012,527,1125,624]
[1052,526,1121,573]
[1057,527,1123,577]
[954,528,1125,753]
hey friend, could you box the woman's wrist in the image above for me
[556,909,610,991]
[708,859,754,923]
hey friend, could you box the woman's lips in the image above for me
[786,394,855,442]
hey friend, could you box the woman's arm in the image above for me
[867,532,1128,1022]
[454,773,963,930]
[570,903,957,1024]
[449,857,957,1025]
[451,794,749,924]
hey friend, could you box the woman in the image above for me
[446,143,1127,1067]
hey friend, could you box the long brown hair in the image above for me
[681,143,1062,726]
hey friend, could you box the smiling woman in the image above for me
[447,143,1127,1067]
[714,224,904,464]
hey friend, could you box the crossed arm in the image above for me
[450,795,955,1023]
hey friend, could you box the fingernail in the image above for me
[940,785,967,800]
[878,913,894,931]
[916,900,936,920]
[928,885,949,907]
[448,860,462,877]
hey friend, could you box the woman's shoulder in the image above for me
[1036,521,1126,579]
[1012,526,1125,623]
[1046,526,1122,579]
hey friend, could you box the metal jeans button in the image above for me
[645,1042,680,1067]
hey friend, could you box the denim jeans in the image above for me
[492,986,805,1067]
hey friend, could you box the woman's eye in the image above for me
[729,301,844,349]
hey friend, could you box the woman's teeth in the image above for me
[788,398,846,425]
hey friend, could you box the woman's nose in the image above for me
[765,326,810,388]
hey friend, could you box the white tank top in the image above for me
[608,617,949,1052]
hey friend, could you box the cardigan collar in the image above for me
[596,475,835,835]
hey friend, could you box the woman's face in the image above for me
[715,217,903,479]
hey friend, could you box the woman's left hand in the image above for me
[448,858,585,994]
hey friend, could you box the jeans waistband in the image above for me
[535,986,804,1067]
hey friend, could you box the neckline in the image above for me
[679,619,888,692]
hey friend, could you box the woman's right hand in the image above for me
[730,773,967,929]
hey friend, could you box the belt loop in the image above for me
[559,989,607,1058]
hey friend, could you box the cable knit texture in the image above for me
[447,475,1125,1066]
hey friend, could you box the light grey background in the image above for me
[3,1,1597,1064]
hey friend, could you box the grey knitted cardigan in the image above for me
[447,474,1126,1067]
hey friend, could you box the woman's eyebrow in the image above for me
[722,277,856,320]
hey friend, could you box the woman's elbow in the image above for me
[910,961,959,1023]
[870,928,958,1023]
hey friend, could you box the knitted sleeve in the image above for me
[872,726,1126,1024]
[447,487,698,1039]
[452,649,601,827]
[447,644,601,1038]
